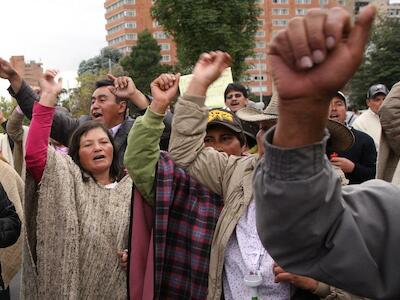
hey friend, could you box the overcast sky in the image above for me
[0,0,107,98]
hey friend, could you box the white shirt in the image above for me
[352,108,381,150]
[109,123,122,138]
[223,200,290,299]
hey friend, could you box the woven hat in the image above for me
[236,85,354,152]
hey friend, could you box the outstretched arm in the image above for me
[253,5,400,299]
[25,70,62,182]
[124,73,180,204]
[168,51,233,194]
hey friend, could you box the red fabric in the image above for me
[130,189,154,300]
[25,102,55,183]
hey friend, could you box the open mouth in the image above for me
[92,111,103,118]
[329,113,339,120]
[93,155,106,161]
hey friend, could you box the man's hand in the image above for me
[150,73,180,114]
[39,69,62,108]
[269,6,375,102]
[107,74,149,109]
[186,51,231,96]
[0,58,22,93]
[268,5,376,148]
[330,156,355,173]
[273,263,318,292]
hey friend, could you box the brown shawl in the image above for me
[22,147,132,299]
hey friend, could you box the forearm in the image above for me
[129,89,149,110]
[6,107,25,143]
[8,80,39,119]
[8,73,23,95]
[124,107,165,204]
[273,97,330,148]
[25,102,55,182]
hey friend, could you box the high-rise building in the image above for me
[104,0,354,96]
[105,0,177,64]
[9,56,43,89]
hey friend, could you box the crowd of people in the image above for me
[0,4,399,300]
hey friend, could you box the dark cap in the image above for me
[207,108,246,145]
[367,84,389,99]
[335,91,347,105]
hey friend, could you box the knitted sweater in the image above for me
[22,147,132,299]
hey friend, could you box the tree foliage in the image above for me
[78,47,123,76]
[120,30,169,95]
[151,0,260,80]
[64,66,126,117]
[349,16,400,108]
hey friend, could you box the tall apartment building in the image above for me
[104,0,353,96]
[9,56,43,89]
[105,0,177,65]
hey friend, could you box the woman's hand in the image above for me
[39,69,63,107]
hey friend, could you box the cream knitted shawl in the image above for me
[0,160,24,287]
[22,147,132,299]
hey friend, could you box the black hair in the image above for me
[224,82,248,101]
[95,79,128,104]
[68,121,123,182]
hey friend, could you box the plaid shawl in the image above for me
[154,151,223,299]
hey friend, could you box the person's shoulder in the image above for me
[351,128,375,144]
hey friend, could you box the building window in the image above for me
[257,19,264,27]
[255,41,265,48]
[295,0,311,4]
[161,55,171,62]
[107,10,136,23]
[126,22,136,28]
[160,43,170,50]
[106,0,136,13]
[153,20,160,27]
[296,8,307,15]
[272,19,288,26]
[153,31,167,39]
[255,30,265,37]
[126,33,137,40]
[255,0,264,3]
[109,35,126,46]
[272,0,288,3]
[250,86,267,93]
[272,8,289,15]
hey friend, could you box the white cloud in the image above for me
[0,0,106,98]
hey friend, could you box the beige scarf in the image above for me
[0,160,24,287]
[22,147,132,299]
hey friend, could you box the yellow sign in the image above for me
[179,67,233,108]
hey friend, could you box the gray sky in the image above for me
[0,0,107,98]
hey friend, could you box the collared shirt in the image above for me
[109,123,122,138]
[223,199,290,300]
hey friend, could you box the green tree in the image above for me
[78,47,123,76]
[64,66,126,117]
[350,16,400,108]
[151,0,260,80]
[120,30,168,95]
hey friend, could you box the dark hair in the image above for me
[68,121,123,182]
[95,79,127,104]
[224,83,248,101]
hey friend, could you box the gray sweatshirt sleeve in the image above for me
[254,128,400,300]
